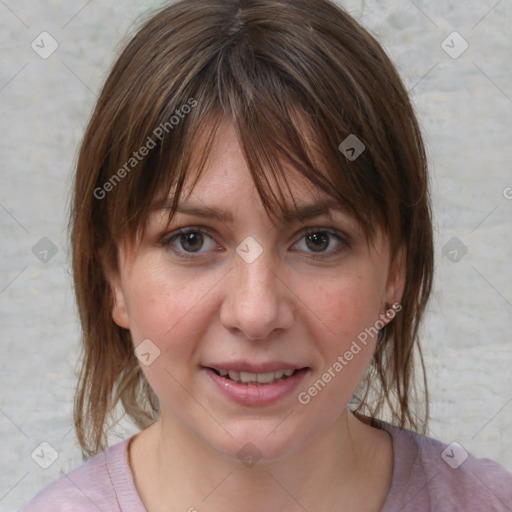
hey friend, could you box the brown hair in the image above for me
[71,0,433,457]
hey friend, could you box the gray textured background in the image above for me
[1,0,511,509]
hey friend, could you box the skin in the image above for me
[109,120,405,511]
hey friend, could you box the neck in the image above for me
[130,409,393,512]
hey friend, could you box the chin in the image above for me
[204,418,315,467]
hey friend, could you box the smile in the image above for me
[202,365,310,406]
[210,368,297,385]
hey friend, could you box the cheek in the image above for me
[293,274,382,420]
[298,269,384,345]
[123,261,223,364]
[122,264,221,412]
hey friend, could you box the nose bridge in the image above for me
[233,252,281,322]
[220,247,294,339]
[237,251,275,297]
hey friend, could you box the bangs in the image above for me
[91,0,418,254]
[113,31,402,249]
[146,102,378,239]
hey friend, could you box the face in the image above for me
[109,120,405,462]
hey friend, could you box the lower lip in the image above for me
[202,367,309,406]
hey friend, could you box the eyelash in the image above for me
[160,226,351,262]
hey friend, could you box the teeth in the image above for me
[256,372,276,384]
[216,368,297,384]
[239,371,257,383]
[228,370,240,381]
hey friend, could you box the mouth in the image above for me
[202,364,310,406]
[202,365,309,406]
[208,367,302,385]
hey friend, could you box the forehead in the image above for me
[140,117,382,253]
[172,119,340,214]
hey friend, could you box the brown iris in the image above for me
[305,232,330,252]
[180,231,204,252]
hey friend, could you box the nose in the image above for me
[219,251,295,340]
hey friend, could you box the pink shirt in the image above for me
[19,422,512,511]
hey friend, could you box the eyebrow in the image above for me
[156,198,347,224]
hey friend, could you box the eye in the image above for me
[162,228,219,257]
[291,229,349,257]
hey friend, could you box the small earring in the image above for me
[384,302,402,319]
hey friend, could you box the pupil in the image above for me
[181,232,203,252]
[306,232,329,252]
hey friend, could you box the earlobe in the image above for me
[109,272,131,329]
[385,245,406,309]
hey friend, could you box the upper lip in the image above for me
[202,362,309,373]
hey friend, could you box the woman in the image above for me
[20,0,512,510]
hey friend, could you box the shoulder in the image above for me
[379,421,512,511]
[18,437,144,512]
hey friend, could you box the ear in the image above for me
[384,245,406,308]
[107,269,131,329]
